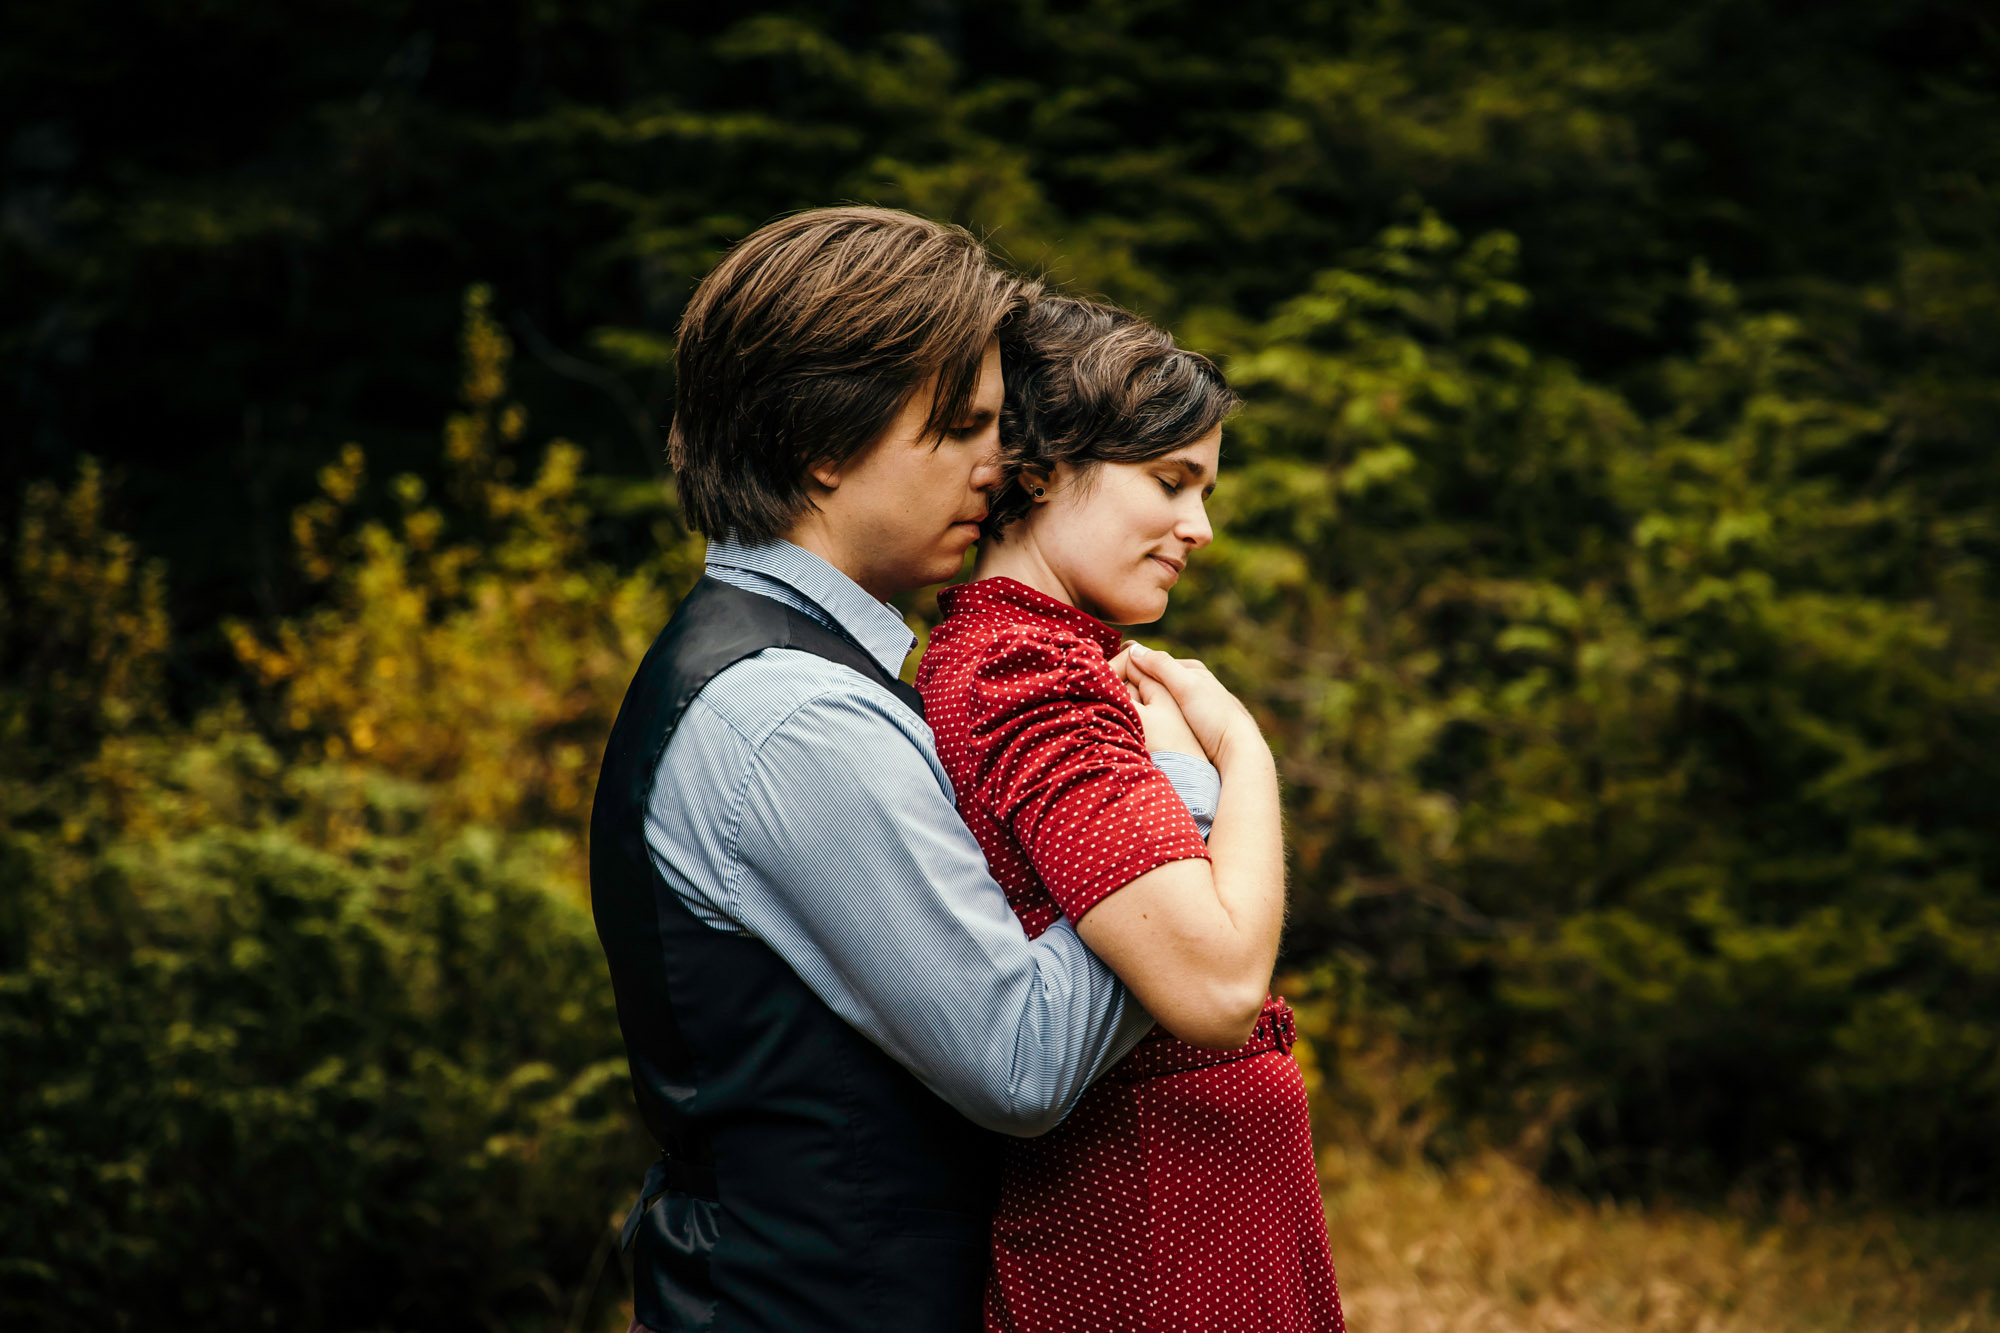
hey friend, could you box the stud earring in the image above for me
[1031,486,1046,498]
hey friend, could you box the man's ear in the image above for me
[807,457,842,491]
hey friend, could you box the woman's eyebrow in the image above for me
[1160,454,1218,496]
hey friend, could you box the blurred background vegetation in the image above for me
[4,1,1997,1329]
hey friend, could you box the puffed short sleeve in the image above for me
[964,628,1211,921]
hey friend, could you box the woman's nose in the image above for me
[1178,501,1214,548]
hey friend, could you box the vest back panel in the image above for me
[590,576,1002,1333]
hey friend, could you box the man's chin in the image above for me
[929,552,972,587]
[869,551,964,598]
[929,538,980,584]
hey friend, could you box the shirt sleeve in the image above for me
[720,683,1156,1138]
[1149,750,1220,839]
[965,629,1212,921]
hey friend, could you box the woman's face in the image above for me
[1023,427,1221,625]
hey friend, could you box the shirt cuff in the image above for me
[1150,749,1221,839]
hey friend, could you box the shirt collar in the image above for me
[705,534,918,677]
[935,576,1124,657]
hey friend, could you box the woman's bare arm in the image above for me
[1076,646,1285,1049]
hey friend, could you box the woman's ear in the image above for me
[1023,471,1051,499]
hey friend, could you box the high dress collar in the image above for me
[936,576,1124,657]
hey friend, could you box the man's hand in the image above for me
[1109,643,1203,757]
[1120,644,1266,770]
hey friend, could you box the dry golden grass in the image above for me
[1321,1153,1999,1333]
[594,1154,1995,1332]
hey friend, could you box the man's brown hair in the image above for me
[985,294,1237,540]
[669,206,1033,543]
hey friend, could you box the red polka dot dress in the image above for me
[917,577,1345,1333]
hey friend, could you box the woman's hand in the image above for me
[1120,644,1266,770]
[1109,643,1203,757]
[1080,644,1286,1049]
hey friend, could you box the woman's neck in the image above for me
[972,535,1078,610]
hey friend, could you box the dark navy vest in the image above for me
[590,576,1002,1332]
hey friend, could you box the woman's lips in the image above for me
[1149,554,1183,580]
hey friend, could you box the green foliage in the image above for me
[1,823,636,1332]
[11,2,1994,617]
[1,3,1996,1304]
[0,460,168,771]
[0,321,662,1328]
[1182,215,2000,1199]
[226,285,700,897]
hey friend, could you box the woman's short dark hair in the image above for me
[670,206,1034,543]
[985,295,1237,540]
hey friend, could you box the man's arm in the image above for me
[721,680,1146,1136]
[646,652,1222,1135]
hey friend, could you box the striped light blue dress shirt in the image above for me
[642,535,1222,1137]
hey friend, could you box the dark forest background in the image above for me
[4,2,1997,1329]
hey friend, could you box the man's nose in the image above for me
[970,445,1004,492]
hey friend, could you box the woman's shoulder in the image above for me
[923,585,1067,665]
[919,579,1132,730]
[929,579,1117,668]
[925,609,1108,690]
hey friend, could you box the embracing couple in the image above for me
[591,206,1345,1333]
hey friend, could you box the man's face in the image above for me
[806,338,1004,600]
